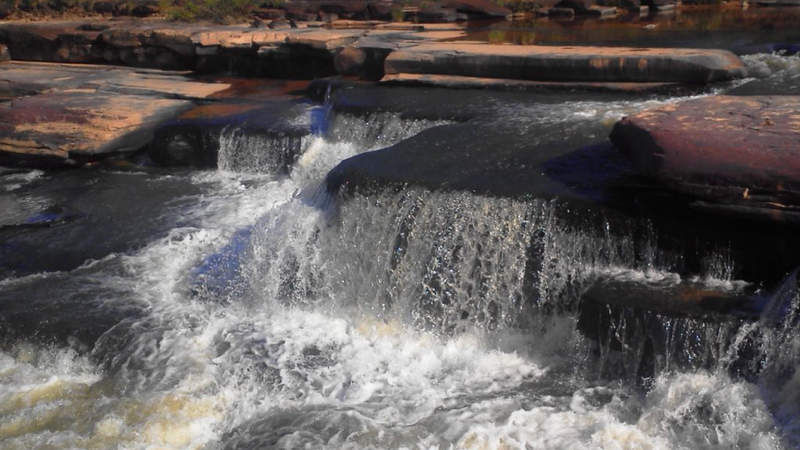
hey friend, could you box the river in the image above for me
[1,51,800,448]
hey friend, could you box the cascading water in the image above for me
[2,56,800,448]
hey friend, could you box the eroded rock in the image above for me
[610,95,800,221]
[384,43,747,83]
[0,62,229,168]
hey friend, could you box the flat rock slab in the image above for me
[0,91,191,167]
[384,43,746,83]
[380,73,683,93]
[0,61,227,98]
[610,95,800,213]
[0,61,229,168]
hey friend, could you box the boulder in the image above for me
[0,44,9,62]
[131,4,159,17]
[384,43,747,83]
[367,1,393,20]
[442,0,512,17]
[418,5,465,22]
[553,0,592,12]
[610,95,800,221]
[335,44,392,79]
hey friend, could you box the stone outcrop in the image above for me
[610,95,800,222]
[380,73,682,93]
[0,19,749,87]
[384,43,747,83]
[0,62,229,168]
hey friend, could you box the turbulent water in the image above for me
[1,54,800,449]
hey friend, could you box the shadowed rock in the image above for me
[442,0,512,17]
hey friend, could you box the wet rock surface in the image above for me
[610,95,800,222]
[149,101,311,169]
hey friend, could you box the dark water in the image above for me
[0,52,799,448]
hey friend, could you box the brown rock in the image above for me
[335,45,392,79]
[286,29,361,50]
[0,62,231,168]
[384,43,747,83]
[380,73,680,92]
[0,44,9,62]
[0,92,191,167]
[610,95,800,195]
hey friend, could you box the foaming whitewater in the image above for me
[2,99,799,449]
[739,52,800,93]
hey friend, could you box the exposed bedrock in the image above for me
[383,43,747,83]
[0,62,229,168]
[610,95,800,222]
[379,73,688,93]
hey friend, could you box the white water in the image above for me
[2,76,799,448]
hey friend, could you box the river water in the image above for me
[1,53,800,449]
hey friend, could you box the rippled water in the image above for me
[1,54,799,449]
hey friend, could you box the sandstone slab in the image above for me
[0,92,191,167]
[380,72,682,92]
[0,62,230,168]
[384,43,747,83]
[610,95,800,220]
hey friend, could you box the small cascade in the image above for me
[215,111,449,177]
[236,187,717,337]
[217,128,307,175]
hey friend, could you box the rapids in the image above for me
[1,53,799,449]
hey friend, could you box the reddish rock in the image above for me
[610,95,800,218]
[381,73,679,92]
[384,43,747,83]
[0,62,230,168]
